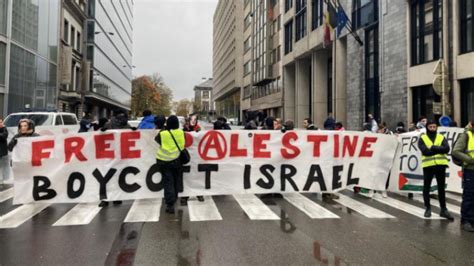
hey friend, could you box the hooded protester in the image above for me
[155,115,166,130]
[418,120,454,220]
[216,116,231,130]
[264,117,275,130]
[0,118,8,186]
[303,118,318,130]
[99,110,133,207]
[452,117,474,232]
[324,114,336,130]
[244,111,258,130]
[138,110,156,129]
[395,122,407,134]
[79,112,93,133]
[8,119,39,152]
[155,115,186,213]
[93,117,109,131]
[104,110,132,130]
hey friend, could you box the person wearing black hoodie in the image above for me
[155,115,185,214]
[0,118,8,186]
[418,120,454,220]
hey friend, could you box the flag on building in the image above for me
[336,4,348,38]
[323,1,338,47]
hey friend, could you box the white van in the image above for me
[4,112,80,139]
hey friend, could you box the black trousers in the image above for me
[422,165,447,210]
[461,169,474,225]
[157,159,182,207]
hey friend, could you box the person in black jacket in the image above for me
[0,118,8,186]
[418,120,454,220]
[8,119,39,152]
[303,118,318,130]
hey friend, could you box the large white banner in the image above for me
[388,127,464,194]
[12,130,399,204]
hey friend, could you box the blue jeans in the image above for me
[461,169,474,225]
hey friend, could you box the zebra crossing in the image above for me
[0,187,464,229]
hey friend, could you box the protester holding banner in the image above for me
[274,118,282,130]
[79,112,93,133]
[263,117,275,130]
[8,119,39,152]
[452,118,474,232]
[0,118,8,186]
[138,110,156,129]
[155,115,185,214]
[155,115,166,130]
[183,115,204,203]
[418,120,454,220]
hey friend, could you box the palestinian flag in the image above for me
[398,172,449,192]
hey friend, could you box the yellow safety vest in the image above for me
[156,130,185,161]
[467,131,474,159]
[420,134,449,168]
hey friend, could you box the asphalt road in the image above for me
[0,185,473,265]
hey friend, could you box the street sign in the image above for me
[432,76,451,95]
[433,102,442,115]
[432,59,444,75]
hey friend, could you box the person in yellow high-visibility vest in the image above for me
[453,118,474,232]
[418,120,454,220]
[155,115,185,214]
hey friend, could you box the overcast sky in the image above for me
[133,0,218,101]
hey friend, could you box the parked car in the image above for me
[4,112,80,140]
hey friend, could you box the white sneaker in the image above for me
[381,191,388,198]
[368,190,374,198]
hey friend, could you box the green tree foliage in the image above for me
[131,73,174,117]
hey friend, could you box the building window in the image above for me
[295,0,307,42]
[76,32,81,52]
[202,91,210,99]
[411,0,443,66]
[461,79,474,126]
[365,26,380,121]
[460,0,474,53]
[0,0,7,35]
[245,12,252,29]
[244,36,251,52]
[284,20,293,54]
[71,26,76,48]
[327,58,333,114]
[244,61,251,76]
[64,19,69,42]
[352,0,377,30]
[412,85,441,122]
[311,0,324,30]
[285,0,293,12]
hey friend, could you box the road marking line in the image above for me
[0,203,50,228]
[445,192,462,203]
[283,193,339,219]
[233,194,280,220]
[334,194,395,218]
[124,199,162,223]
[53,203,102,226]
[412,196,461,215]
[187,196,222,222]
[372,196,443,219]
[0,188,13,203]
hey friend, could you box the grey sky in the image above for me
[133,0,218,101]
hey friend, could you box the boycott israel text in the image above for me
[11,130,399,204]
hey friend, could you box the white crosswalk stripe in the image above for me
[0,203,50,228]
[53,203,102,226]
[284,193,339,219]
[445,192,462,203]
[412,196,461,215]
[0,188,13,203]
[233,194,280,220]
[124,199,162,223]
[334,194,395,219]
[372,196,444,219]
[187,196,223,221]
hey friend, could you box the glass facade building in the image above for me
[0,0,60,115]
[86,0,133,112]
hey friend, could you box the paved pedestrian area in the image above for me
[0,186,473,265]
